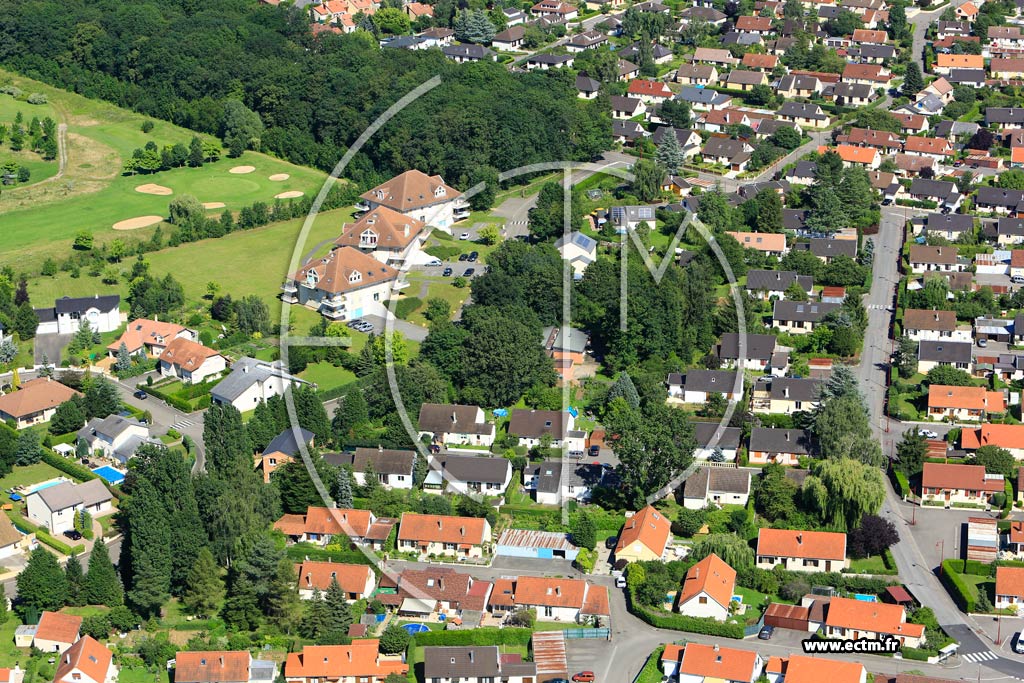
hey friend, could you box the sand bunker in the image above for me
[135,183,172,196]
[113,215,164,231]
[202,202,226,209]
[275,190,304,199]
[269,173,290,181]
[229,165,256,174]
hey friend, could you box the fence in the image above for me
[743,616,766,638]
[564,628,611,640]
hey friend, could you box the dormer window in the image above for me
[360,229,378,247]
[434,186,446,197]
[305,271,319,286]
[349,271,362,283]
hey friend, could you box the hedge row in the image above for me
[411,628,533,647]
[283,543,373,567]
[41,451,98,482]
[900,646,935,662]
[628,587,744,638]
[139,385,193,412]
[940,559,976,612]
[6,510,83,556]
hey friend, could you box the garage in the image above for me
[764,602,810,632]
[495,529,579,561]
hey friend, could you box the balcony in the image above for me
[281,281,298,294]
[322,308,347,320]
[321,298,346,310]
[354,201,371,212]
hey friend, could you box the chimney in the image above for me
[469,651,475,664]
[785,431,791,441]
[451,411,458,425]
[797,533,803,544]
[784,386,790,398]
[347,651,352,663]
[378,444,383,453]
[555,586,561,596]
[219,657,224,668]
[438,519,443,530]
[713,644,720,652]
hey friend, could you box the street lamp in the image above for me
[936,540,945,574]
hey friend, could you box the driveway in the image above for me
[112,375,207,473]
[33,333,73,365]
[361,314,429,343]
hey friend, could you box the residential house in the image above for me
[792,238,858,263]
[417,403,495,447]
[748,427,814,465]
[26,479,112,535]
[735,14,773,32]
[838,127,902,154]
[507,408,583,450]
[173,651,277,683]
[273,506,379,545]
[895,154,935,177]
[541,325,589,382]
[523,460,604,505]
[701,137,753,172]
[724,231,787,255]
[34,295,120,336]
[106,318,194,358]
[614,505,672,562]
[988,26,1024,51]
[618,59,640,81]
[917,340,972,373]
[697,108,752,134]
[495,529,579,561]
[676,64,720,85]
[721,31,763,46]
[751,377,822,415]
[824,597,925,647]
[76,415,154,465]
[959,423,1024,459]
[422,647,536,683]
[210,357,308,411]
[903,135,955,162]
[679,6,728,24]
[358,169,466,229]
[333,207,425,265]
[920,462,1004,507]
[386,567,492,619]
[575,73,600,99]
[628,79,673,103]
[0,378,80,429]
[424,454,512,495]
[610,95,646,119]
[909,245,964,273]
[756,119,802,140]
[832,144,880,169]
[53,637,116,683]
[1003,218,1024,245]
[502,7,525,24]
[779,657,865,683]
[666,369,741,404]
[842,63,890,85]
[922,213,975,241]
[986,107,1024,131]
[678,555,739,621]
[902,308,967,341]
[330,447,415,490]
[396,513,491,558]
[908,179,961,209]
[1006,521,1024,558]
[692,47,739,67]
[935,53,984,74]
[32,612,82,654]
[995,566,1024,609]
[676,87,733,111]
[776,75,822,98]
[772,300,840,334]
[662,643,763,683]
[531,0,578,18]
[158,337,225,384]
[892,112,929,135]
[785,161,818,185]
[487,576,609,623]
[926,384,1006,421]
[442,44,497,62]
[725,70,768,90]
[830,82,875,106]
[778,102,828,128]
[852,28,887,43]
[976,187,1024,215]
[682,468,752,510]
[256,426,313,483]
[0,514,25,560]
[742,53,779,71]
[295,561,376,600]
[756,528,849,572]
[284,641,406,683]
[282,246,400,321]
[567,30,607,51]
[692,423,743,462]
[715,332,777,370]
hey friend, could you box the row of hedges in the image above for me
[5,510,83,556]
[317,382,358,401]
[283,543,373,567]
[41,451,98,481]
[138,384,193,412]
[940,559,976,612]
[890,469,910,498]
[411,628,533,647]
[631,600,745,639]
[394,297,422,320]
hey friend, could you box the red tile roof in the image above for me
[679,644,761,682]
[290,246,398,295]
[0,379,80,421]
[285,641,407,680]
[627,79,673,98]
[159,337,221,371]
[360,170,461,212]
[784,655,864,683]
[960,423,1024,450]
[397,513,488,545]
[680,553,736,609]
[296,561,374,594]
[273,507,374,538]
[757,528,846,561]
[54,636,111,683]
[927,385,1005,412]
[996,566,1024,599]
[175,652,251,683]
[35,611,82,645]
[614,505,671,556]
[826,597,925,639]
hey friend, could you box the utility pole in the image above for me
[937,540,945,574]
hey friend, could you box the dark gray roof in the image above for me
[918,340,972,364]
[779,102,827,120]
[757,119,799,137]
[610,95,644,114]
[717,332,777,361]
[831,82,873,99]
[852,44,895,59]
[766,377,822,402]
[613,120,646,139]
[722,31,762,45]
[787,161,817,179]
[949,68,986,84]
[924,212,975,233]
[680,6,726,19]
[576,74,600,92]
[430,454,510,484]
[77,415,146,442]
[508,409,570,439]
[683,467,751,498]
[527,460,604,494]
[35,479,111,512]
[328,447,416,476]
[746,269,813,293]
[986,107,1024,125]
[652,126,698,146]
[211,357,305,402]
[677,87,730,105]
[977,187,1024,210]
[783,209,808,231]
[773,300,840,322]
[54,295,120,314]
[793,238,857,259]
[727,70,766,85]
[678,369,740,392]
[264,427,314,455]
[418,403,492,436]
[749,427,814,455]
[382,35,428,49]
[424,647,535,679]
[933,120,979,138]
[692,422,742,449]
[542,326,588,354]
[443,44,496,59]
[703,137,751,163]
[998,217,1024,237]
[527,53,573,65]
[777,75,820,91]
[908,178,958,201]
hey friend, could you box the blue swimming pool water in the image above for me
[28,479,65,494]
[853,593,878,602]
[92,466,125,485]
[402,624,429,634]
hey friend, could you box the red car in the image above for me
[572,673,595,683]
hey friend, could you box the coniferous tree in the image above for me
[332,390,369,444]
[655,129,685,175]
[355,336,377,377]
[334,467,354,508]
[321,577,353,643]
[114,343,133,373]
[182,548,223,616]
[65,554,85,607]
[85,538,124,607]
[124,479,172,616]
[606,372,640,410]
[16,547,69,617]
[222,574,261,631]
[299,588,328,639]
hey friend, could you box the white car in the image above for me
[1015,632,1024,654]
[919,429,940,440]
[425,258,442,266]
[459,232,470,240]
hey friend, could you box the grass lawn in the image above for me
[732,586,774,615]
[118,667,170,683]
[298,361,357,395]
[98,514,119,538]
[0,462,69,503]
[636,646,666,683]
[848,555,889,574]
[0,615,25,667]
[61,605,109,618]
[0,69,328,272]
[402,273,470,326]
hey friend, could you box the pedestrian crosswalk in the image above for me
[171,419,196,431]
[962,650,999,663]
[506,220,528,226]
[867,304,891,310]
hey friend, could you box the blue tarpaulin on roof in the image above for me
[567,406,579,418]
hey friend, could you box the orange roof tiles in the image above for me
[107,318,188,354]
[290,246,398,295]
[175,652,251,683]
[835,144,879,165]
[360,169,461,212]
[843,64,889,82]
[937,53,984,69]
[296,561,374,594]
[904,136,953,156]
[397,513,488,545]
[826,597,925,638]
[724,231,787,252]
[679,644,761,682]
[927,385,1005,412]
[333,207,424,252]
[852,28,887,43]
[996,566,1024,599]
[680,553,736,609]
[757,528,846,561]
[285,641,406,680]
[273,507,374,538]
[1008,520,1024,545]
[922,463,1004,493]
[736,15,772,30]
[35,611,82,645]
[54,636,111,683]
[0,379,80,421]
[784,655,864,683]
[159,337,221,370]
[513,576,587,608]
[627,79,673,98]
[960,423,1024,450]
[614,505,671,556]
[742,53,778,69]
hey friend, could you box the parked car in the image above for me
[442,267,453,277]
[589,444,600,457]
[919,429,939,439]
[458,253,469,261]
[64,529,83,541]
[614,576,626,589]
[882,198,892,206]
[758,624,775,640]
[1015,632,1024,654]
[977,338,988,347]
[428,444,441,454]
[468,251,479,262]
[459,232,471,240]
[425,258,442,266]
[133,390,148,400]
[572,673,596,683]
[463,268,475,277]
[605,536,618,550]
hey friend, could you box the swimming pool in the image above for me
[27,478,69,494]
[92,466,125,486]
[853,593,878,602]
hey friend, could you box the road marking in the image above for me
[962,651,999,663]
[171,420,195,430]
